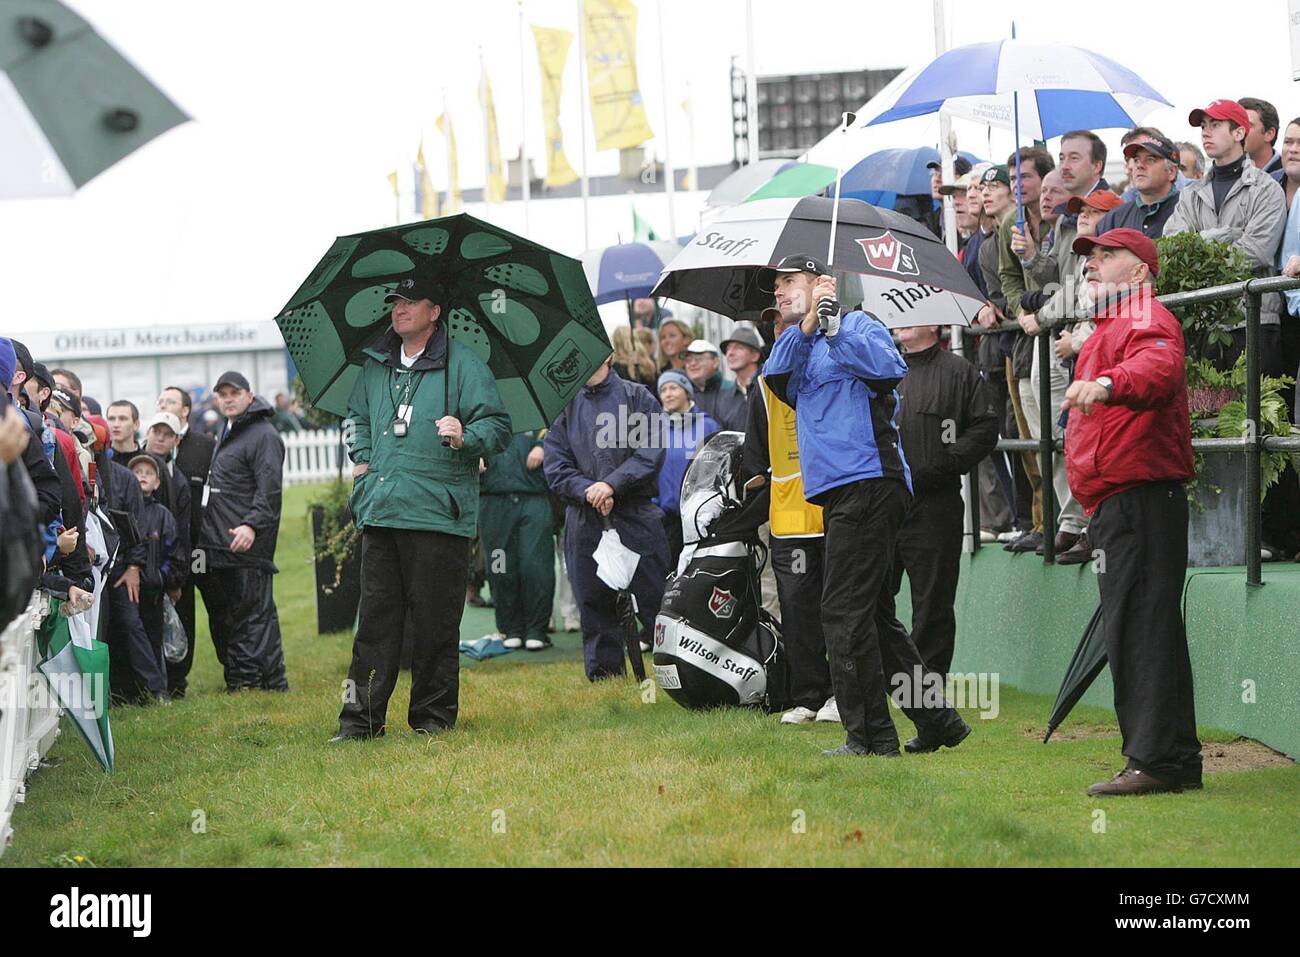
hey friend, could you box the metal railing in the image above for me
[960,273,1300,587]
[0,593,60,858]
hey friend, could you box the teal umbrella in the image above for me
[275,214,612,432]
[743,163,837,203]
[0,0,189,198]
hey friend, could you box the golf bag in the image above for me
[652,432,789,712]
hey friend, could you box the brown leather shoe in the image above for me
[1056,533,1093,565]
[1036,530,1080,556]
[1086,768,1184,797]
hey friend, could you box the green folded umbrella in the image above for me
[743,163,837,203]
[36,597,114,773]
[0,0,189,198]
[276,214,612,432]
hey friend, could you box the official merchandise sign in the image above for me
[21,321,285,361]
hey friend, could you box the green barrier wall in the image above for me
[895,550,1300,758]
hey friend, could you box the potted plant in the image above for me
[309,479,361,634]
[1156,232,1299,565]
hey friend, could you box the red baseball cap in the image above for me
[1066,191,1124,215]
[1188,99,1250,130]
[1072,227,1160,276]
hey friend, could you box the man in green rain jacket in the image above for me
[479,430,555,651]
[333,276,511,741]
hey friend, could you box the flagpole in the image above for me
[479,46,491,219]
[744,0,759,165]
[518,0,531,237]
[656,0,677,240]
[575,0,592,249]
[684,80,698,193]
[442,88,454,213]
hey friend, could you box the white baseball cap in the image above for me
[141,410,182,435]
[684,339,720,357]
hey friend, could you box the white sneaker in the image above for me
[563,617,580,632]
[501,636,523,649]
[780,706,818,725]
[979,529,998,544]
[996,530,1021,543]
[524,638,550,651]
[815,697,840,723]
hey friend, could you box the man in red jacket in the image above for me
[1063,228,1201,797]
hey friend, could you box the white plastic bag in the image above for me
[162,594,188,664]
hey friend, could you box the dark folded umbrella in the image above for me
[599,513,646,682]
[1043,603,1108,742]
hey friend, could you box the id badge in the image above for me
[396,404,413,425]
[201,485,211,507]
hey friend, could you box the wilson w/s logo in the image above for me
[855,231,920,277]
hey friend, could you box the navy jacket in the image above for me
[137,494,182,592]
[544,368,667,508]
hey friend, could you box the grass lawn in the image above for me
[4,484,1296,867]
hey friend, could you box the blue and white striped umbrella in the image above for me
[862,40,1172,141]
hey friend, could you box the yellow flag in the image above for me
[415,142,439,220]
[582,0,654,152]
[479,66,507,204]
[436,113,462,213]
[532,24,579,188]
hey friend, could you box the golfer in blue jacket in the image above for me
[763,260,970,757]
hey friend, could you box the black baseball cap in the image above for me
[383,276,443,304]
[980,165,1011,188]
[926,156,974,176]
[1123,137,1179,164]
[215,370,251,392]
[32,362,54,391]
[49,387,80,418]
[758,254,829,293]
[9,339,33,381]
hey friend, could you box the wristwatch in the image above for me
[1096,376,1114,399]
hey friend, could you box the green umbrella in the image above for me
[0,0,189,198]
[743,163,836,203]
[276,213,612,432]
[36,597,114,773]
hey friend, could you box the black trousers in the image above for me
[1090,482,1201,781]
[888,489,964,677]
[338,527,470,735]
[771,536,830,710]
[200,565,288,692]
[166,577,197,697]
[106,579,166,702]
[820,478,965,752]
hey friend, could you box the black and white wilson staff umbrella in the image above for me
[652,194,987,329]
